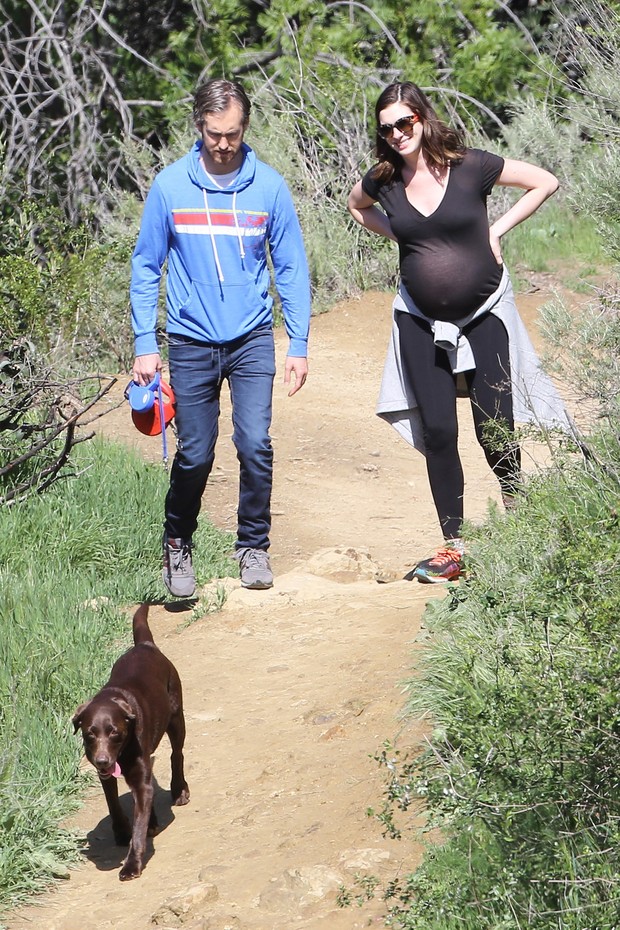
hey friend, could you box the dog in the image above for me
[72,604,190,880]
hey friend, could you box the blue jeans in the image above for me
[165,324,276,551]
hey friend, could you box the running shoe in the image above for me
[234,547,273,589]
[162,534,196,597]
[413,546,463,584]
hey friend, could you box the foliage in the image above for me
[559,1,620,265]
[246,77,397,306]
[165,0,562,131]
[0,345,117,504]
[539,290,620,429]
[0,202,92,343]
[0,196,138,373]
[0,0,576,226]
[0,437,234,910]
[0,197,140,505]
[373,438,620,928]
[0,0,191,221]
[499,200,605,291]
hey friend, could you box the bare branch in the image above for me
[0,353,117,504]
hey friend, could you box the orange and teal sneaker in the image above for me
[413,545,464,584]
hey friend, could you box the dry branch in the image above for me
[0,0,181,221]
[0,351,117,503]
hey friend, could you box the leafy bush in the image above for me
[247,81,398,308]
[0,0,568,227]
[372,433,620,928]
[0,200,136,373]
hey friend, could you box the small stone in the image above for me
[319,724,347,741]
[339,848,391,873]
[151,882,219,926]
[258,866,344,913]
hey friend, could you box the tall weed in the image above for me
[247,79,398,307]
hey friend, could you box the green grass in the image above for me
[502,200,607,290]
[0,437,234,914]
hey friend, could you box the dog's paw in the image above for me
[119,859,142,881]
[172,784,190,806]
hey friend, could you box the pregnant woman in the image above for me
[348,81,567,583]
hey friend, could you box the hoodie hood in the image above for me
[188,141,256,193]
[184,141,259,284]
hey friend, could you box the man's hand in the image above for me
[284,356,308,397]
[131,353,162,386]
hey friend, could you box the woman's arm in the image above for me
[347,181,398,242]
[489,158,559,263]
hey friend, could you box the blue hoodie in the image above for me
[130,142,311,357]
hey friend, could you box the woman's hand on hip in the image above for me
[489,227,504,265]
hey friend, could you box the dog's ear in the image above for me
[71,702,90,733]
[111,697,136,722]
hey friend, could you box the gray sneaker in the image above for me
[162,535,196,597]
[235,548,273,589]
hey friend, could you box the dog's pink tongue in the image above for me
[109,762,122,778]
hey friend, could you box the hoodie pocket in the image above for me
[180,279,267,314]
[175,279,271,343]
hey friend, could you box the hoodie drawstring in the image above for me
[232,191,246,262]
[202,186,246,285]
[202,188,224,283]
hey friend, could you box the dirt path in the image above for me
[6,289,556,930]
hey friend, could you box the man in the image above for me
[130,79,311,596]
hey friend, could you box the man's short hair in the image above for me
[193,79,251,125]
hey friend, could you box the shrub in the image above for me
[374,433,620,928]
[0,200,137,373]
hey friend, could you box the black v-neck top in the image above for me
[362,148,504,321]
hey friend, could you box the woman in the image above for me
[348,81,565,583]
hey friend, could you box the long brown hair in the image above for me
[371,82,465,183]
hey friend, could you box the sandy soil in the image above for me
[5,287,561,930]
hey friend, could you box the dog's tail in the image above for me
[132,604,155,645]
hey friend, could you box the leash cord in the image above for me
[157,382,168,465]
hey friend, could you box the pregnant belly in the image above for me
[401,249,502,322]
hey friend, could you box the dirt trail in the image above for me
[6,289,556,930]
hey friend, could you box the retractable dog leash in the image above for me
[125,372,176,465]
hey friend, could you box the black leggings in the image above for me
[397,310,521,540]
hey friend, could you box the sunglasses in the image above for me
[377,114,420,140]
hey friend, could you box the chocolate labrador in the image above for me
[72,604,190,880]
